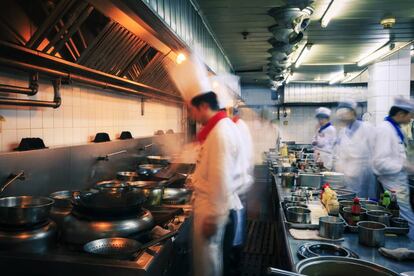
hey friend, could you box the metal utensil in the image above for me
[391,217,409,228]
[286,207,311,224]
[84,230,178,259]
[357,221,386,247]
[366,210,393,226]
[318,216,344,240]
[0,196,54,226]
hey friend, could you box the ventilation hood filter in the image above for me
[268,7,305,29]
[269,25,304,45]
[268,38,299,55]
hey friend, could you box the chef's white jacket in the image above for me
[192,117,244,224]
[312,124,337,169]
[234,118,254,195]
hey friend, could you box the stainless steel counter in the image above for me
[272,173,414,273]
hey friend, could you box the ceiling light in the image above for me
[357,42,395,67]
[321,0,344,28]
[329,71,346,85]
[176,53,186,64]
[294,43,312,68]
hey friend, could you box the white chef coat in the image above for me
[373,120,414,240]
[333,120,376,198]
[234,118,254,195]
[312,123,337,170]
[192,117,244,276]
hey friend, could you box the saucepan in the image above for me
[0,196,54,226]
[83,230,178,259]
[318,216,344,240]
[286,207,311,224]
[366,210,393,226]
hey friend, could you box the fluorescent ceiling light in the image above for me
[357,43,394,67]
[294,44,313,68]
[321,0,344,28]
[329,71,345,85]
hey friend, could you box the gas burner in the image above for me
[61,209,154,245]
[0,220,57,253]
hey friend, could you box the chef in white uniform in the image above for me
[312,107,337,170]
[372,97,414,240]
[333,100,376,198]
[169,56,243,276]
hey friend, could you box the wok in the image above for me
[128,181,167,207]
[72,189,146,216]
[137,164,165,176]
[0,196,54,226]
[147,156,170,165]
[83,230,178,259]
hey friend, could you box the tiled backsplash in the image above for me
[284,84,367,103]
[0,72,183,152]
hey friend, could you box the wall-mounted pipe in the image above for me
[0,57,182,105]
[0,78,61,108]
[0,73,38,96]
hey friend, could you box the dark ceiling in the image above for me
[195,0,414,84]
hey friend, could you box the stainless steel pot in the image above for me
[49,190,78,209]
[137,164,164,176]
[286,207,311,224]
[281,173,295,187]
[116,171,139,182]
[0,196,54,226]
[306,243,349,258]
[146,156,170,165]
[366,210,392,226]
[285,202,308,209]
[163,188,192,204]
[94,180,129,192]
[338,200,353,213]
[318,216,344,240]
[342,206,367,225]
[357,221,386,247]
[364,204,386,212]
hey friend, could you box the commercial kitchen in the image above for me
[0,0,413,275]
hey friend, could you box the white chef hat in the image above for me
[315,107,331,118]
[210,75,236,109]
[337,99,357,111]
[393,96,414,112]
[167,54,212,103]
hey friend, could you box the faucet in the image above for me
[97,150,127,161]
[1,171,25,194]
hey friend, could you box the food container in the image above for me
[281,173,295,187]
[366,210,392,226]
[286,206,311,224]
[338,200,353,213]
[357,221,386,247]
[319,216,344,240]
[298,173,322,189]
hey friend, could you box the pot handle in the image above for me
[267,267,304,276]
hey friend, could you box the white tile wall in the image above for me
[0,72,183,152]
[284,84,367,103]
[278,106,317,144]
[367,46,411,125]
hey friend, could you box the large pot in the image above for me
[49,190,78,226]
[319,216,344,240]
[357,221,386,247]
[366,210,392,226]
[116,171,139,182]
[0,196,54,226]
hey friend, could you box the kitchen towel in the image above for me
[289,229,344,241]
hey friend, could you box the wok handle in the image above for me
[132,230,179,260]
[267,267,304,276]
[0,171,25,194]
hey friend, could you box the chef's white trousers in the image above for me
[193,213,228,276]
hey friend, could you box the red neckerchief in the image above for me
[232,116,240,123]
[197,111,228,143]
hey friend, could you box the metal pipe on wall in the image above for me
[0,77,61,108]
[0,73,38,96]
[0,57,182,105]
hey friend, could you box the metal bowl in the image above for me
[296,256,399,276]
[0,196,54,226]
[116,171,139,182]
[306,243,350,258]
[357,221,386,247]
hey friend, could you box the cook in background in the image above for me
[168,55,243,276]
[372,97,414,240]
[311,107,337,170]
[333,99,376,198]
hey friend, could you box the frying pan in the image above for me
[83,230,178,259]
[72,189,146,216]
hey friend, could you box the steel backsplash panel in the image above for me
[0,134,184,197]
